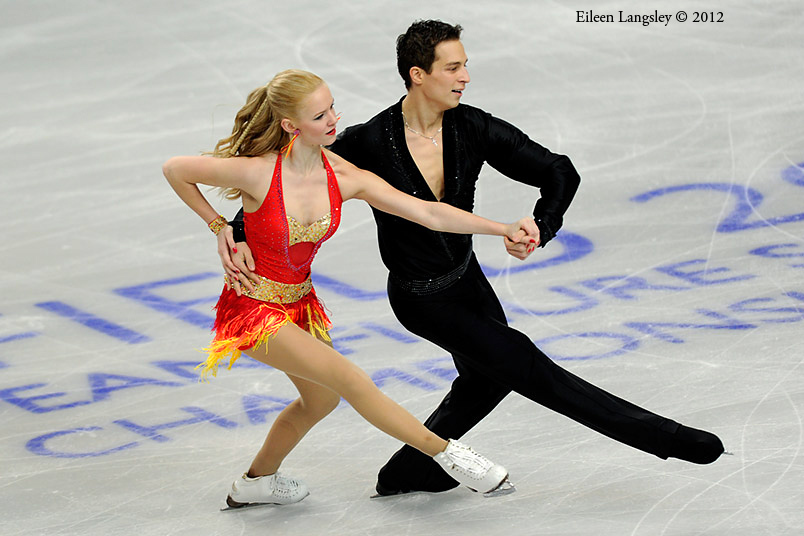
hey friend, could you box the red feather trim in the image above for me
[198,287,331,380]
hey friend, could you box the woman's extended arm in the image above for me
[334,156,537,243]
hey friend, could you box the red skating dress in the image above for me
[200,152,342,378]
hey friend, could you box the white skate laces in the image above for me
[226,471,310,508]
[432,439,515,497]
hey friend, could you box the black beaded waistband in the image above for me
[389,251,473,296]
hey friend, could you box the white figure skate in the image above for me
[224,472,309,509]
[433,439,516,497]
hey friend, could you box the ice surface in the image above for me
[2,1,803,534]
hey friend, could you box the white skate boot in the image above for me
[225,472,309,508]
[433,439,515,497]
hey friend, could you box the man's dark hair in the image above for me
[396,20,463,89]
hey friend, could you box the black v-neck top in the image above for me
[234,98,580,283]
[329,99,580,282]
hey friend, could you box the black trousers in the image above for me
[377,255,713,492]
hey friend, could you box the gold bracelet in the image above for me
[208,215,228,235]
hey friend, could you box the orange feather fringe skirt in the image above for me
[198,284,331,379]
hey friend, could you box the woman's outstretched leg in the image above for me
[252,323,447,456]
[227,372,341,508]
[243,322,513,496]
[227,335,342,508]
[246,373,341,477]
[246,336,341,477]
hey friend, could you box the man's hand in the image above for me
[216,226,258,296]
[504,217,540,261]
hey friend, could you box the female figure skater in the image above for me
[163,69,532,508]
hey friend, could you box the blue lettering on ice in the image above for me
[371,368,440,391]
[114,273,219,329]
[329,322,423,355]
[26,407,240,458]
[242,395,295,425]
[0,331,38,344]
[624,309,757,344]
[113,406,237,442]
[501,286,598,316]
[151,360,205,381]
[631,182,804,233]
[311,273,387,301]
[782,161,804,187]
[330,327,369,356]
[0,383,93,413]
[0,374,182,413]
[579,275,690,300]
[88,373,182,401]
[750,243,804,259]
[535,331,640,361]
[26,427,139,458]
[35,301,150,343]
[728,297,804,323]
[655,259,754,285]
[151,359,267,381]
[358,322,419,343]
[415,357,458,382]
[0,330,38,368]
[502,260,756,319]
[480,231,594,277]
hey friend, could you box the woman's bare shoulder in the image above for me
[235,151,277,181]
[246,151,278,169]
[323,148,357,173]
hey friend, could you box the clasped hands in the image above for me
[504,217,541,261]
[217,217,540,296]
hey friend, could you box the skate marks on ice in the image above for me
[2,1,804,535]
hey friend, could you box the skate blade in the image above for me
[221,492,309,511]
[370,489,437,499]
[221,501,275,511]
[482,476,516,498]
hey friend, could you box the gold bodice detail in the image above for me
[287,213,331,246]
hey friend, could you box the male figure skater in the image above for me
[222,20,724,496]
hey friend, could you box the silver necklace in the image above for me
[402,111,442,146]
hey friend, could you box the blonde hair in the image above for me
[209,69,325,200]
